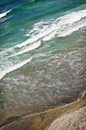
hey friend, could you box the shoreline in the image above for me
[0,89,86,130]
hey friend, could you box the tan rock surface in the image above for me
[48,107,86,130]
[0,91,86,130]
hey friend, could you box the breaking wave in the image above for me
[0,10,11,19]
[0,8,86,80]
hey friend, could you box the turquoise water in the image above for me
[0,0,86,78]
[0,0,86,110]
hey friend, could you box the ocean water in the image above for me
[0,0,86,110]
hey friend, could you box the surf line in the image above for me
[0,57,32,80]
[0,10,11,19]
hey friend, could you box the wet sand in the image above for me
[0,90,86,130]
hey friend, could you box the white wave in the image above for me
[0,8,86,80]
[0,57,32,80]
[18,25,56,48]
[43,9,86,41]
[16,9,86,47]
[0,9,86,58]
[0,10,11,19]
[57,21,86,37]
[0,72,6,80]
[10,41,41,57]
[43,20,86,40]
[15,26,50,48]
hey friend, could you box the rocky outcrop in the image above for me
[0,91,86,130]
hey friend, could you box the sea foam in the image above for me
[14,9,86,48]
[0,10,11,19]
[0,9,86,80]
[1,9,86,56]
[0,57,32,80]
[10,41,41,57]
[43,9,86,40]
